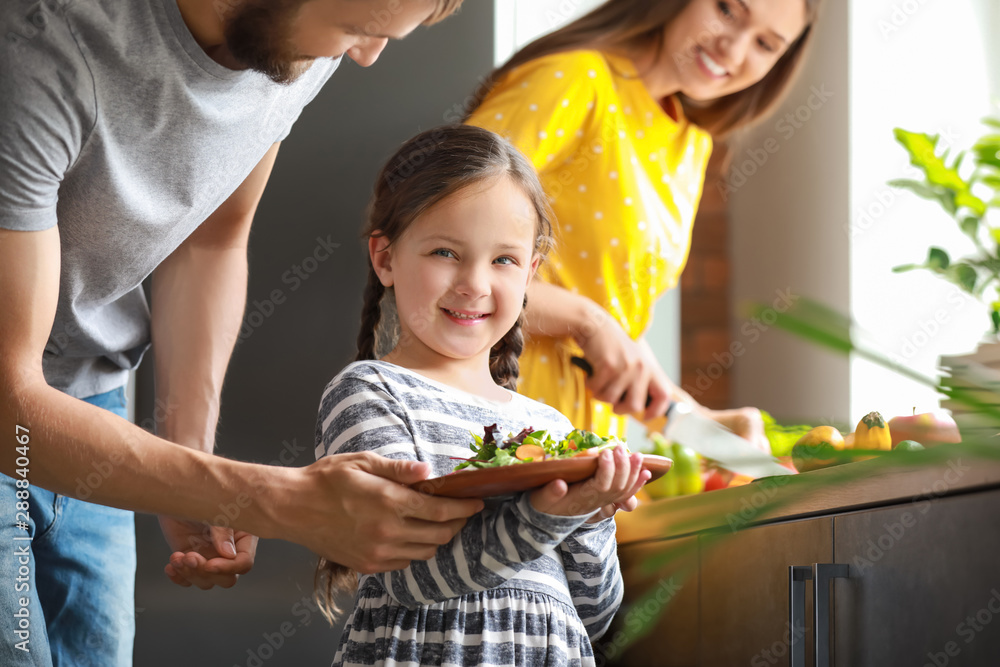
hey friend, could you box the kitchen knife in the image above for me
[570,356,790,478]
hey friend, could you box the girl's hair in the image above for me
[467,0,823,138]
[315,124,553,621]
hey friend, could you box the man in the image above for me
[0,0,481,664]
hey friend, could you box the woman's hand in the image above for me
[704,406,770,455]
[575,317,672,421]
[528,446,650,518]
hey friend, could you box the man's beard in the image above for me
[224,0,314,85]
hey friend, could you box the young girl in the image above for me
[314,125,649,667]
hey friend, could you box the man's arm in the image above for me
[149,144,277,588]
[151,143,278,453]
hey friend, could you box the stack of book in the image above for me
[939,341,1000,442]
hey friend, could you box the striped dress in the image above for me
[315,360,624,667]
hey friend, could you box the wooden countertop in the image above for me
[615,443,1000,545]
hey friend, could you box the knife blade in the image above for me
[569,356,790,478]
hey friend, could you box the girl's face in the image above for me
[656,0,809,101]
[371,177,541,370]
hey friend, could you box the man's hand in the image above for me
[288,452,484,573]
[159,516,258,590]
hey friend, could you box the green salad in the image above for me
[453,424,625,471]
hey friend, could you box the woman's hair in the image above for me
[467,0,823,138]
[315,124,553,621]
[425,0,466,25]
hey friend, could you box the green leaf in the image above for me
[937,189,958,216]
[927,247,950,270]
[892,263,920,273]
[955,190,988,216]
[887,178,942,201]
[974,140,1000,170]
[993,309,1000,334]
[948,263,978,292]
[984,117,1000,131]
[894,129,969,191]
[961,216,980,239]
[991,228,1000,245]
[981,174,1000,190]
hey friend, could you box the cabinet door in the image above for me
[834,489,1000,666]
[699,518,834,667]
[603,536,700,667]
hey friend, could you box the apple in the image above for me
[887,410,961,448]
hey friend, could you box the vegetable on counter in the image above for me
[761,410,815,458]
[644,433,703,499]
[854,411,892,451]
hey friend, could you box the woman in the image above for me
[466,0,820,444]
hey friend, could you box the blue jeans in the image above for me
[1,387,135,666]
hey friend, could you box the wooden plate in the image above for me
[411,454,673,499]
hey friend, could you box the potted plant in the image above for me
[890,115,1000,332]
[890,116,1000,437]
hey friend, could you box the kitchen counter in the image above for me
[605,443,1000,666]
[615,442,1000,545]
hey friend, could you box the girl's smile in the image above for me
[442,308,491,324]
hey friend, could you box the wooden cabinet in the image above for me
[833,492,1000,666]
[609,537,700,667]
[699,519,832,667]
[605,458,1000,667]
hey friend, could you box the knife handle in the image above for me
[570,356,676,417]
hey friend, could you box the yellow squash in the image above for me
[854,411,892,451]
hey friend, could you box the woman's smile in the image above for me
[695,46,729,79]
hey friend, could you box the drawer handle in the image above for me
[813,563,850,667]
[788,566,812,667]
[789,564,850,667]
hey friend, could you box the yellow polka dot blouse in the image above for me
[467,50,713,438]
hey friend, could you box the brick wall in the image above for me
[680,146,732,410]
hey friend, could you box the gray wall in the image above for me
[728,0,851,425]
[133,3,494,665]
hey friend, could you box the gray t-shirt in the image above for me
[0,0,339,397]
